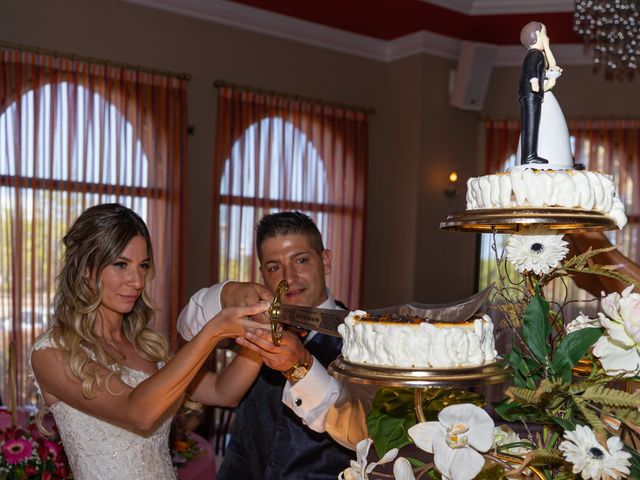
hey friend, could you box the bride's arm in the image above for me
[187,346,263,407]
[31,303,268,433]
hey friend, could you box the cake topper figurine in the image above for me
[518,21,559,166]
[514,21,575,172]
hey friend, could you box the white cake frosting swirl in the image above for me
[338,311,497,368]
[465,169,627,229]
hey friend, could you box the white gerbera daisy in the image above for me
[558,425,631,480]
[505,227,568,275]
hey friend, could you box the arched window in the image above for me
[0,48,187,405]
[218,116,329,281]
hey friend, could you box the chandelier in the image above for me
[573,0,639,72]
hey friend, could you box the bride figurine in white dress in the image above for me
[30,203,270,480]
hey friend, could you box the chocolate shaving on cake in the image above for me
[359,313,425,325]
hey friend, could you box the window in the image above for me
[1,49,187,405]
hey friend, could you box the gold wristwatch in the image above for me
[282,357,311,383]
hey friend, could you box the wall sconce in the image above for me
[444,170,458,198]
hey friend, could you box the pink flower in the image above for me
[55,464,68,477]
[39,439,63,460]
[2,437,33,464]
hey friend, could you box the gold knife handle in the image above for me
[269,280,288,345]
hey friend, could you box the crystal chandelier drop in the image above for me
[573,0,639,72]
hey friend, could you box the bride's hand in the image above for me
[206,302,270,339]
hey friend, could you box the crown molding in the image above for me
[123,0,590,66]
[386,31,459,62]
[425,0,574,15]
[124,0,389,60]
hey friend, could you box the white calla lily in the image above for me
[408,404,494,480]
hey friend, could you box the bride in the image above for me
[30,203,270,479]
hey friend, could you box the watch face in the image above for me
[286,361,309,381]
[292,365,307,379]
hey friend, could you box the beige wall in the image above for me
[3,0,639,310]
[485,65,640,118]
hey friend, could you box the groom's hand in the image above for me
[236,329,310,372]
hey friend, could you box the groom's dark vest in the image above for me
[217,332,351,480]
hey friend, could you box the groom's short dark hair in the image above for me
[256,211,324,263]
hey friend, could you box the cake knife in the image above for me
[268,280,493,344]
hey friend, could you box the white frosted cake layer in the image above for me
[337,311,497,368]
[465,170,627,229]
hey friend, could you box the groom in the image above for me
[178,211,353,479]
[518,21,554,165]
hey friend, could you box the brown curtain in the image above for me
[0,48,188,406]
[212,86,368,308]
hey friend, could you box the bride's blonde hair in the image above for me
[49,203,169,398]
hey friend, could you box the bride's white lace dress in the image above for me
[30,334,176,480]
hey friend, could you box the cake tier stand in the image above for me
[440,207,618,233]
[327,355,510,423]
[328,357,549,479]
[436,207,618,480]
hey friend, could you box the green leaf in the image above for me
[474,464,505,480]
[366,388,416,456]
[522,289,551,364]
[614,408,640,425]
[551,327,604,383]
[493,399,550,424]
[407,457,427,468]
[421,388,485,419]
[549,415,576,431]
[582,385,640,408]
[625,446,640,479]
[505,345,540,388]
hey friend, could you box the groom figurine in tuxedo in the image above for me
[518,21,554,165]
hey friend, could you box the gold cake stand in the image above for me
[440,207,618,233]
[328,355,510,422]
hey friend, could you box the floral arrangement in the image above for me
[169,412,204,469]
[0,417,70,480]
[341,226,640,480]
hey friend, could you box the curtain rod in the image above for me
[214,79,376,115]
[0,41,191,81]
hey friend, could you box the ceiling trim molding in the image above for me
[123,0,591,66]
[386,31,459,62]
[421,0,474,14]
[125,0,388,60]
[425,0,574,15]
